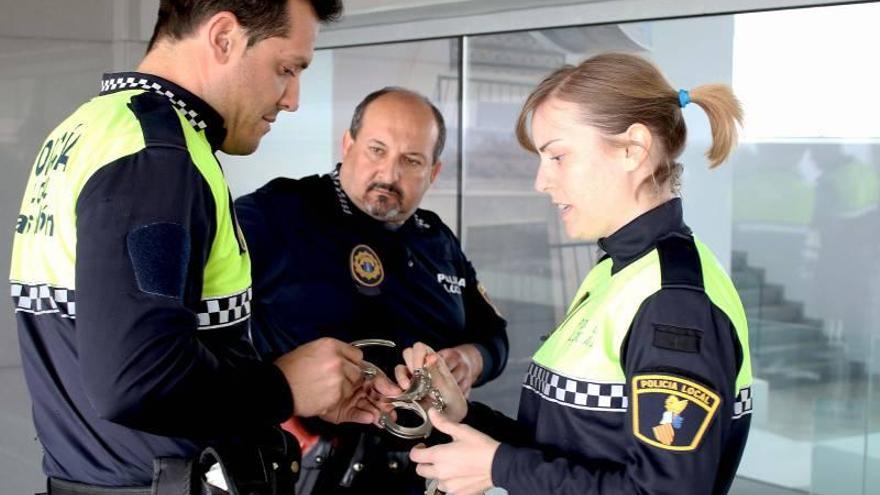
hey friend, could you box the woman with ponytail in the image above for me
[402,53,753,495]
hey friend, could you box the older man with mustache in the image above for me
[235,87,509,494]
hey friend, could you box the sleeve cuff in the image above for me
[258,363,295,423]
[473,343,494,386]
[491,442,518,489]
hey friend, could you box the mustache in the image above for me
[367,182,403,198]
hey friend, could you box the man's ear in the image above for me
[429,160,443,184]
[342,130,354,158]
[621,123,653,172]
[205,11,241,63]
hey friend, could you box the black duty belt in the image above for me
[46,477,224,495]
[47,478,152,495]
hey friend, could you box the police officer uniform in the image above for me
[235,169,509,494]
[10,72,296,491]
[461,198,752,494]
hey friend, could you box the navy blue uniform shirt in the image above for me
[461,199,751,495]
[14,73,292,487]
[235,169,509,385]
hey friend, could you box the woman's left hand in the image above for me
[410,408,500,495]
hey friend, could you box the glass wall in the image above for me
[307,4,880,494]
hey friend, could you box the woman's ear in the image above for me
[622,123,653,172]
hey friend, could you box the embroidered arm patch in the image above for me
[631,373,720,451]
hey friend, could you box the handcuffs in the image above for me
[351,339,447,495]
[350,339,446,440]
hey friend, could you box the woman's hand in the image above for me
[394,342,468,422]
[410,408,500,495]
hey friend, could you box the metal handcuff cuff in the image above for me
[350,339,446,440]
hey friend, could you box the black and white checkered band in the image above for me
[413,214,431,230]
[197,288,252,330]
[10,282,76,319]
[100,76,208,131]
[523,362,628,412]
[330,169,353,215]
[733,387,753,419]
[329,169,432,230]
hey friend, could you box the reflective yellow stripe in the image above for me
[10,91,146,288]
[696,239,752,391]
[533,237,752,396]
[179,118,251,300]
[10,89,251,325]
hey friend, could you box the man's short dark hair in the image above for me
[349,87,447,164]
[147,0,343,51]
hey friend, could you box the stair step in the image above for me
[752,302,804,322]
[732,268,765,290]
[752,342,842,360]
[755,359,853,387]
[731,250,748,271]
[747,319,826,345]
[739,284,785,306]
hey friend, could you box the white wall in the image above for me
[0,3,151,490]
[223,51,336,197]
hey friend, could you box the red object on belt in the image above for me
[280,416,321,455]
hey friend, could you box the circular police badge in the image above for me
[350,244,384,287]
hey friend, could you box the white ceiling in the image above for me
[0,0,855,43]
[332,0,607,28]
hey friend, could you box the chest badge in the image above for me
[351,244,384,288]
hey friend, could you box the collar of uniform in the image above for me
[597,198,690,274]
[328,164,431,232]
[99,72,226,151]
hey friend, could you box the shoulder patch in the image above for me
[631,373,719,451]
[128,92,187,149]
[656,234,703,291]
[477,282,502,317]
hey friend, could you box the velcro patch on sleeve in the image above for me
[631,373,720,451]
[653,324,702,353]
[127,222,190,300]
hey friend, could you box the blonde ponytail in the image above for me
[689,84,743,168]
[516,53,745,193]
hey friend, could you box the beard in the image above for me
[364,183,404,222]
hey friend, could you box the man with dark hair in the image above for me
[147,0,342,51]
[8,2,397,494]
[235,87,509,494]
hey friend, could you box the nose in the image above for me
[278,77,300,113]
[534,160,552,194]
[374,153,402,183]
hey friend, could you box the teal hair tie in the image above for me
[678,89,691,108]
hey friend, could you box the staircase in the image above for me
[731,251,850,388]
